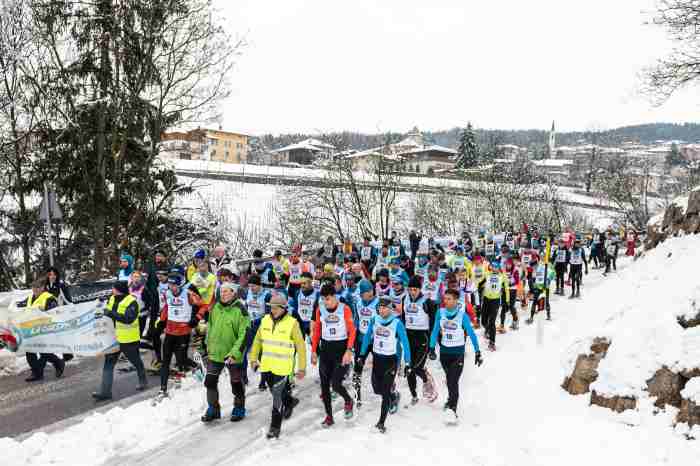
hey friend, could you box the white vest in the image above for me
[357,298,378,334]
[570,249,584,265]
[439,309,465,347]
[296,290,317,322]
[246,290,267,321]
[320,303,348,341]
[361,246,372,261]
[373,318,399,356]
[422,279,441,301]
[165,287,192,324]
[403,295,429,330]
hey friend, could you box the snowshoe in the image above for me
[525,317,534,325]
[266,428,280,439]
[151,389,168,406]
[201,404,221,423]
[510,321,519,331]
[344,400,354,420]
[230,407,246,422]
[423,372,438,403]
[374,422,386,434]
[389,392,400,414]
[321,416,334,428]
[409,397,419,406]
[488,342,496,352]
[444,407,459,426]
[496,325,506,334]
[283,397,299,420]
[91,392,112,402]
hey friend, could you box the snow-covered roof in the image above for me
[533,158,573,167]
[271,138,335,154]
[344,149,404,162]
[397,145,458,156]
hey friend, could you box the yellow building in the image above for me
[161,128,249,164]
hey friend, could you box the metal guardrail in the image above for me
[175,168,624,213]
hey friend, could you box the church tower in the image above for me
[548,120,556,158]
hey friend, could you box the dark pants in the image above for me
[440,352,464,410]
[406,330,429,398]
[570,265,583,295]
[319,351,352,417]
[477,282,486,325]
[371,354,397,425]
[605,254,617,273]
[555,263,566,290]
[205,360,245,408]
[591,247,600,267]
[530,289,550,319]
[265,373,293,430]
[100,342,146,396]
[482,296,500,344]
[500,290,517,326]
[160,334,189,390]
[26,352,63,378]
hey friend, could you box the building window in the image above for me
[225,151,230,159]
[211,149,216,157]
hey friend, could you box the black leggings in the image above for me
[205,360,245,408]
[371,355,397,425]
[500,290,517,326]
[160,334,189,390]
[482,296,500,344]
[439,352,464,410]
[266,373,293,429]
[406,331,429,398]
[570,265,583,295]
[319,351,352,417]
[555,263,566,290]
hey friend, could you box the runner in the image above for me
[499,259,520,331]
[311,284,356,427]
[403,276,438,404]
[243,275,271,391]
[569,238,589,298]
[481,261,510,351]
[429,288,483,423]
[358,296,411,433]
[288,272,318,339]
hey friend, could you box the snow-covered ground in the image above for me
[2,238,699,465]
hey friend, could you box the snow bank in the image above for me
[1,376,218,466]
[562,235,700,401]
[682,378,700,404]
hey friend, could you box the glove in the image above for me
[429,349,437,360]
[197,320,208,335]
[224,357,235,367]
[155,318,165,331]
[475,351,483,367]
[404,365,413,378]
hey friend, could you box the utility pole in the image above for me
[39,183,63,268]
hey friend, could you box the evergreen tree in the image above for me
[455,123,479,168]
[666,142,685,168]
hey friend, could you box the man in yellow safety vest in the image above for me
[17,279,65,382]
[92,280,148,401]
[250,294,306,439]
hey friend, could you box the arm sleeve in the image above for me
[311,307,321,354]
[61,283,73,303]
[465,299,477,324]
[463,313,480,353]
[229,312,251,360]
[112,301,139,324]
[249,323,262,365]
[292,321,307,372]
[360,320,374,356]
[426,300,437,335]
[397,322,411,365]
[160,303,168,323]
[429,312,441,350]
[344,306,356,350]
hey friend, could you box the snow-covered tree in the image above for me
[455,123,479,169]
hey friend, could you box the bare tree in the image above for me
[595,157,655,229]
[645,0,700,102]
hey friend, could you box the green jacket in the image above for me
[206,298,250,364]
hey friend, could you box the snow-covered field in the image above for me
[2,237,699,465]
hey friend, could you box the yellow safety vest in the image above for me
[27,291,53,311]
[195,273,217,306]
[482,272,507,300]
[258,314,296,376]
[106,294,140,344]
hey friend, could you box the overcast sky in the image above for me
[216,0,699,135]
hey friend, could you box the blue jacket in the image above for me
[389,268,410,287]
[429,306,480,355]
[360,314,411,364]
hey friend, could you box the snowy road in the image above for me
[4,253,700,465]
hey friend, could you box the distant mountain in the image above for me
[257,122,700,152]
